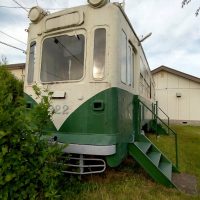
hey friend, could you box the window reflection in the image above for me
[93,28,106,79]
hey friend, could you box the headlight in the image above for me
[88,0,109,8]
[28,6,47,23]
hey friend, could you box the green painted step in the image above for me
[147,152,161,167]
[128,134,177,187]
[159,162,172,180]
[134,142,151,154]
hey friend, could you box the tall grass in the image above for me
[149,125,200,188]
[61,125,200,200]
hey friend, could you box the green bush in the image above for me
[0,67,64,199]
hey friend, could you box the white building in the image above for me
[6,63,25,80]
[152,66,200,124]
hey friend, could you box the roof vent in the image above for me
[88,0,109,8]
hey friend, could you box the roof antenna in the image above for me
[139,32,152,44]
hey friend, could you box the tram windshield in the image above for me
[41,34,85,82]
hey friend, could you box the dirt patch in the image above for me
[172,173,199,195]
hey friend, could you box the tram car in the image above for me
[24,0,156,174]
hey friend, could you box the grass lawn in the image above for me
[61,125,200,200]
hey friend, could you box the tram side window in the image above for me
[127,43,134,86]
[150,82,152,99]
[127,46,131,86]
[121,31,127,84]
[93,28,106,79]
[140,73,143,94]
[27,41,36,84]
[121,31,134,86]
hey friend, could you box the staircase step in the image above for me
[129,143,176,187]
[147,152,161,167]
[134,142,151,154]
[159,162,172,180]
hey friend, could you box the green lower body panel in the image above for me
[106,143,128,167]
[25,88,138,167]
[50,132,117,146]
[49,88,135,167]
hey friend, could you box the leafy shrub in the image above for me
[0,66,64,199]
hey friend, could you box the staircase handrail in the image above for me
[139,99,179,169]
[156,102,169,134]
[157,105,169,120]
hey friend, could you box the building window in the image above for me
[27,41,36,84]
[41,34,85,82]
[93,28,106,79]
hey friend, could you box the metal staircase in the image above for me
[131,96,179,187]
[128,134,178,187]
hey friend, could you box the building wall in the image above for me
[7,68,25,80]
[153,71,200,122]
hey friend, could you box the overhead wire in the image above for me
[0,30,26,45]
[0,5,67,10]
[0,6,29,9]
[0,41,26,54]
[12,0,28,12]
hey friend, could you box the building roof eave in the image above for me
[152,65,200,84]
[4,63,25,70]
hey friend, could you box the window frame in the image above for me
[92,28,107,80]
[27,41,36,85]
[121,30,127,84]
[40,30,86,84]
[120,30,135,88]
[127,41,135,87]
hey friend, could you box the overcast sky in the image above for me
[0,0,200,77]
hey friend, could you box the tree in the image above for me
[0,66,64,199]
[182,0,200,16]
